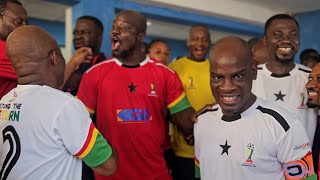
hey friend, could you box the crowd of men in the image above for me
[1,0,320,180]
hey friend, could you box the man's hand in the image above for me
[69,47,93,70]
[192,104,215,123]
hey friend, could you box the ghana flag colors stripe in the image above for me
[75,123,98,159]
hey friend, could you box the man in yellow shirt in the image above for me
[169,24,215,180]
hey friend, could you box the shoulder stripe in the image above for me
[196,108,218,118]
[256,106,290,132]
[86,58,116,73]
[149,59,175,73]
[74,123,98,158]
[298,68,311,73]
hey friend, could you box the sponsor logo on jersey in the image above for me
[298,92,307,109]
[293,142,310,151]
[148,82,158,97]
[188,76,195,90]
[117,108,152,122]
[241,143,256,167]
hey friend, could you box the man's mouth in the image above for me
[111,37,120,51]
[308,90,318,97]
[74,42,84,48]
[276,44,294,55]
[220,95,239,103]
[194,47,206,56]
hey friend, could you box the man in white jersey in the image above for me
[306,63,320,176]
[194,36,316,180]
[252,14,317,144]
[0,25,117,180]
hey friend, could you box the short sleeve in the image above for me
[76,69,99,114]
[277,120,311,163]
[165,69,191,114]
[54,99,112,167]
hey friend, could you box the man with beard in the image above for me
[195,36,316,180]
[63,16,105,95]
[0,0,28,99]
[168,24,215,180]
[252,14,318,144]
[306,63,320,176]
[77,10,195,180]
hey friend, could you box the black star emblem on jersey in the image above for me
[128,83,137,92]
[220,140,231,155]
[274,91,286,101]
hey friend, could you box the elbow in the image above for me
[95,151,118,176]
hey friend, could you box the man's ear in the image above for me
[138,32,145,43]
[49,49,58,65]
[252,62,258,80]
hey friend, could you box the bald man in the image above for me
[0,25,117,179]
[77,10,195,180]
[194,36,316,180]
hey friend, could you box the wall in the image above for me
[295,10,320,63]
[71,0,263,58]
[29,18,65,46]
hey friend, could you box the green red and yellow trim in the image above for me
[75,123,98,159]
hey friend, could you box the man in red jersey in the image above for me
[0,0,28,99]
[77,10,195,180]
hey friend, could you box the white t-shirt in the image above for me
[194,98,311,180]
[252,63,317,144]
[0,85,110,180]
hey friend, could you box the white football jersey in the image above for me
[195,98,311,180]
[0,85,93,180]
[252,63,317,144]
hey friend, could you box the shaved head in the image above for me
[6,25,65,88]
[210,36,252,65]
[116,10,146,34]
[7,25,56,64]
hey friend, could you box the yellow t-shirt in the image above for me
[169,57,215,158]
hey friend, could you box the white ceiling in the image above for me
[18,0,320,42]
[235,0,320,13]
[20,0,68,22]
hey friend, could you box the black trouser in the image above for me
[172,156,200,180]
[312,122,320,175]
[82,162,95,180]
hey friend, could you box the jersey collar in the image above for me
[113,56,149,68]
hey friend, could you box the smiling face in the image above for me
[210,37,257,116]
[264,19,299,63]
[147,41,170,65]
[306,63,320,108]
[188,26,210,62]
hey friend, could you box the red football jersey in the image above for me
[77,57,190,180]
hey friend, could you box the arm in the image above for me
[59,47,92,90]
[276,115,316,179]
[91,148,118,176]
[170,107,195,144]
